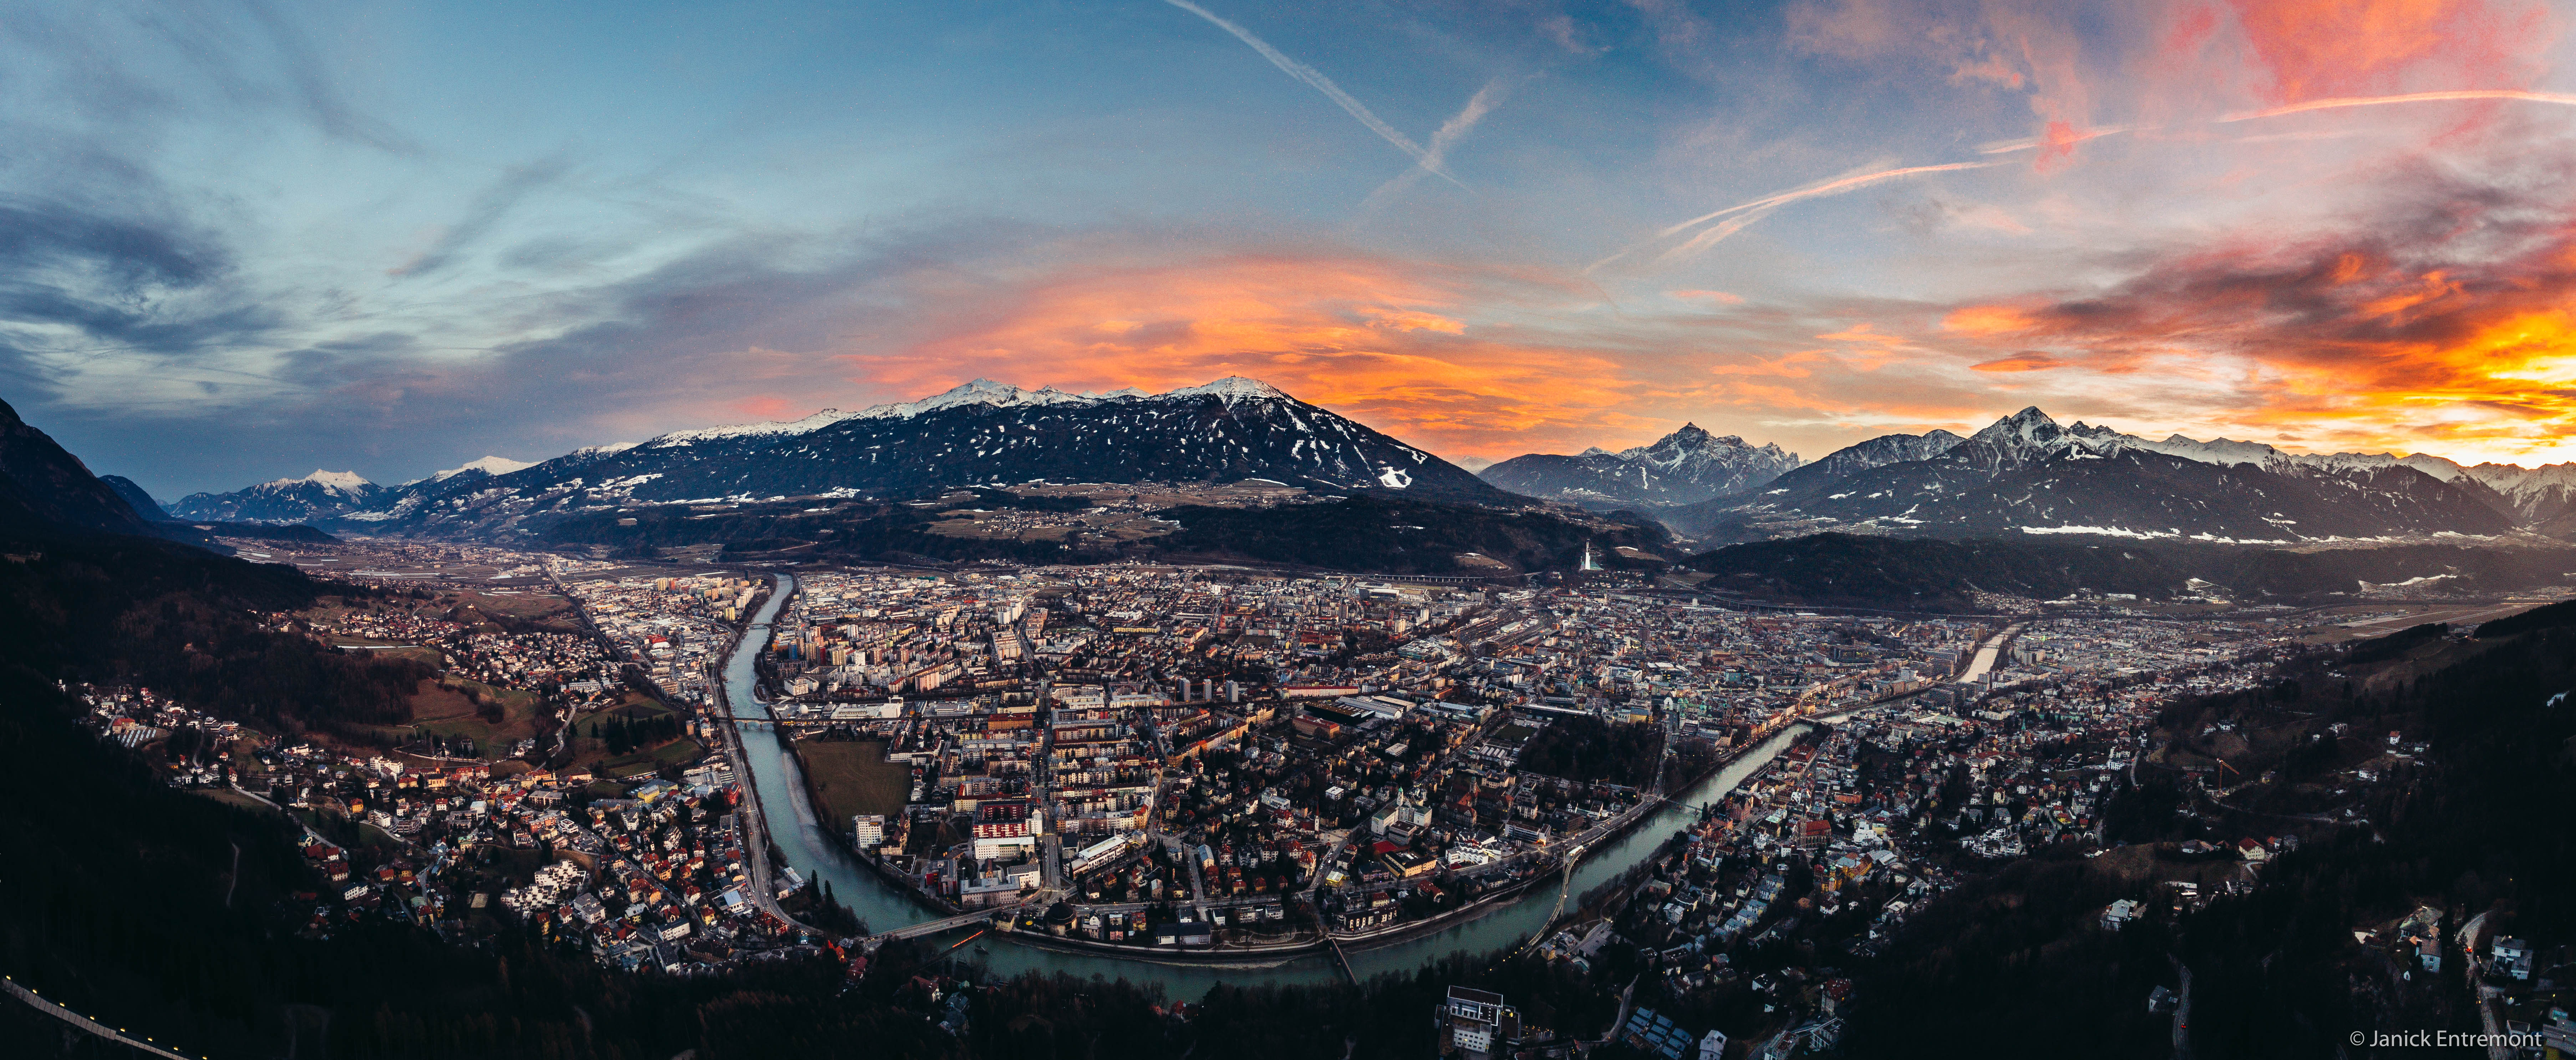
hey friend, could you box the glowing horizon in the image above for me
[8,0,2576,494]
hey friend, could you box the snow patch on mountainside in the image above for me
[268,469,373,494]
[429,455,535,481]
[1168,376,1291,403]
[643,377,1297,448]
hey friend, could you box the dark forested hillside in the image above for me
[0,533,426,736]
[0,523,967,1060]
[1687,533,2190,608]
[1153,496,1672,574]
[1688,533,2576,609]
[543,493,1668,575]
[1847,621,2576,1058]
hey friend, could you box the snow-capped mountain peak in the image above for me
[1480,422,1803,505]
[2468,461,2576,493]
[2134,434,2289,468]
[645,376,1306,449]
[1677,406,2520,542]
[2395,452,2466,482]
[174,468,385,523]
[430,455,535,481]
[1167,376,1291,403]
[647,407,867,446]
[891,378,1073,416]
[266,469,373,494]
[1641,422,1716,451]
[1967,406,2064,448]
[1619,423,1795,468]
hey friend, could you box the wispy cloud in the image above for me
[389,153,576,279]
[1161,0,1464,187]
[2219,88,2576,122]
[1592,160,2008,272]
[235,0,418,155]
[1361,77,1509,209]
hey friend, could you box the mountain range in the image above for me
[1476,424,1801,507]
[253,377,1507,541]
[166,456,538,525]
[1663,407,2531,542]
[170,469,384,523]
[156,378,2576,549]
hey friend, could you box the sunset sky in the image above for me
[9,0,2576,496]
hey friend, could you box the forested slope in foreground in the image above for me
[1848,612,2576,1058]
[0,528,957,1060]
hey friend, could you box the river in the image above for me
[723,573,1810,994]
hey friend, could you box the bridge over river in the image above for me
[862,904,1045,946]
[716,573,1814,993]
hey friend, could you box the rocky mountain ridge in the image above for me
[1666,407,2534,543]
[1478,423,1802,507]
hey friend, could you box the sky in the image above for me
[9,0,2576,498]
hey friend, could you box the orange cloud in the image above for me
[1943,305,2039,336]
[1668,289,1746,304]
[1358,307,1468,334]
[836,254,1664,459]
[1922,188,2576,463]
[2165,4,2221,56]
[2225,0,2558,105]
[1971,352,2067,372]
[2356,270,2463,322]
[2033,120,2082,171]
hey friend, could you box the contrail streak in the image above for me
[1978,92,2576,150]
[1363,77,1507,208]
[2219,89,2576,122]
[1654,161,2004,238]
[1976,123,2143,154]
[1590,159,2007,271]
[1163,0,1464,187]
[1592,88,2576,275]
[1651,207,1782,264]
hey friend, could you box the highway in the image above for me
[2328,599,2540,635]
[2,978,200,1060]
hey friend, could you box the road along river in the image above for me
[722,574,1810,993]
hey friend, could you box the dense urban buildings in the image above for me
[74,527,2486,1056]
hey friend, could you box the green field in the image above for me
[795,739,910,832]
[595,737,705,780]
[565,695,689,770]
[389,677,548,759]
